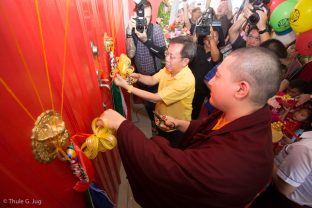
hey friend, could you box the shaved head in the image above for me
[228,47,282,105]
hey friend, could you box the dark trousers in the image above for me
[157,128,184,148]
[192,91,207,119]
[136,82,158,122]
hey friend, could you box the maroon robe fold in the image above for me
[117,106,273,208]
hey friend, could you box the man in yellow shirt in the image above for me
[114,35,196,147]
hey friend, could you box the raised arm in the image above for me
[115,74,161,103]
[273,163,297,196]
[226,0,233,20]
[228,13,246,44]
[126,16,137,58]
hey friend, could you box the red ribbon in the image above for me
[70,134,95,192]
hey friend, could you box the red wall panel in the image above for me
[0,0,127,206]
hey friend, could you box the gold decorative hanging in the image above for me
[271,121,284,143]
[31,110,70,163]
[104,33,114,52]
[110,53,135,84]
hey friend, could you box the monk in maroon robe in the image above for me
[99,47,281,208]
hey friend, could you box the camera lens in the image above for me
[248,13,260,25]
[136,25,144,33]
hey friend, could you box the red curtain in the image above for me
[0,0,126,206]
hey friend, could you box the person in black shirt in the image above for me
[189,27,221,119]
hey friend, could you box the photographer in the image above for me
[228,2,270,50]
[126,0,166,133]
[189,26,221,119]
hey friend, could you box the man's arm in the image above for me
[273,143,312,197]
[209,30,221,62]
[131,73,159,86]
[228,14,246,44]
[226,0,233,20]
[256,7,270,43]
[126,17,137,58]
[128,85,162,103]
[228,3,252,44]
[126,35,136,58]
[171,118,190,133]
[115,75,161,103]
[273,163,297,196]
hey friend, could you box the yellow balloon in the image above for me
[290,0,312,33]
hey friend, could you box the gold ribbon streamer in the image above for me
[60,0,70,117]
[81,118,117,159]
[0,4,45,111]
[35,0,54,109]
[0,78,36,122]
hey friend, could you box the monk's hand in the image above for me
[99,109,126,130]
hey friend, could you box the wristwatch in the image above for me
[259,27,269,34]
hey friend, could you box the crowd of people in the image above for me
[99,0,312,207]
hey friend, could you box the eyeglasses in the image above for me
[164,50,182,60]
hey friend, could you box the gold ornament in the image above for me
[31,110,69,163]
[110,53,134,84]
[271,121,284,143]
[104,33,114,52]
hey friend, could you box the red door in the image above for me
[0,0,127,207]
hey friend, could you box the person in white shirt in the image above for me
[274,131,312,207]
[252,130,312,208]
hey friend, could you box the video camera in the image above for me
[195,7,221,36]
[134,1,147,33]
[248,0,270,25]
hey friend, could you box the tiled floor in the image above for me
[117,96,152,208]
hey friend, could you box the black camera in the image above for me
[134,2,147,33]
[195,7,221,36]
[248,0,270,25]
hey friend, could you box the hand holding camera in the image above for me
[127,16,136,34]
[247,0,269,26]
[255,6,268,31]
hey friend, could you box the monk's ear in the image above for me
[234,81,250,99]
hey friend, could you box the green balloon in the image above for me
[269,1,297,32]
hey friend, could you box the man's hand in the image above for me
[135,27,148,43]
[99,109,126,130]
[127,16,136,34]
[256,6,268,31]
[129,73,141,83]
[154,112,176,131]
[243,3,254,19]
[114,74,129,89]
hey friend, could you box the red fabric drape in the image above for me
[0,0,126,206]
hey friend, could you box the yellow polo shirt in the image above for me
[153,66,195,121]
